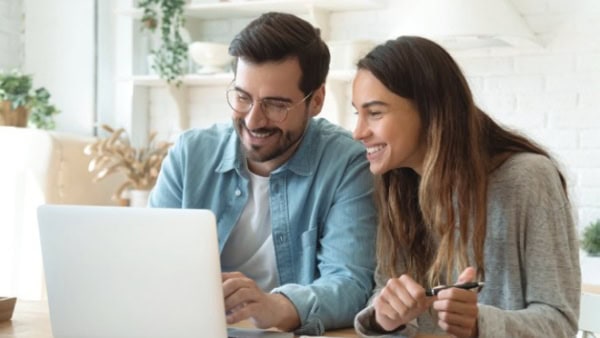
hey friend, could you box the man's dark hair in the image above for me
[229,12,330,96]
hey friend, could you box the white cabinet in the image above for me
[114,0,383,145]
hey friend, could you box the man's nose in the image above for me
[244,101,269,129]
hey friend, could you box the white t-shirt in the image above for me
[220,171,280,291]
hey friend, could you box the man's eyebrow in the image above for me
[231,86,293,103]
[231,85,250,96]
[262,96,293,103]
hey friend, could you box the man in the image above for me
[149,12,376,335]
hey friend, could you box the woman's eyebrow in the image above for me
[361,100,389,109]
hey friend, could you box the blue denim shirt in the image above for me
[149,118,377,335]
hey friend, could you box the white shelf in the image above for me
[114,0,376,142]
[117,0,384,19]
[123,73,234,87]
[329,69,355,82]
[124,70,354,87]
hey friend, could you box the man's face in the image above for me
[230,57,323,175]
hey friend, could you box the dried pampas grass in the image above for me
[84,124,172,200]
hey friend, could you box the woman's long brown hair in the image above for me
[358,36,565,286]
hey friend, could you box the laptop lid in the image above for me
[37,205,227,338]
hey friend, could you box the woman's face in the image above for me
[352,69,426,175]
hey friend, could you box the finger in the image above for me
[383,279,416,314]
[373,292,405,321]
[437,310,476,329]
[226,301,253,324]
[224,286,261,311]
[222,274,254,298]
[433,297,478,335]
[456,266,476,284]
[373,301,406,332]
[398,275,428,304]
[222,271,245,281]
[373,276,431,331]
[436,288,478,308]
[385,275,428,312]
[433,298,478,318]
[437,319,472,338]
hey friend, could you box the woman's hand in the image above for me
[372,274,433,332]
[433,267,479,337]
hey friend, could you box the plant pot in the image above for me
[0,100,29,127]
[129,189,151,208]
[0,297,17,322]
[580,250,600,285]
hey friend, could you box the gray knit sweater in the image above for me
[355,153,581,337]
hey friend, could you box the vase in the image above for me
[128,189,151,208]
[0,101,28,127]
[580,250,600,286]
[0,296,17,321]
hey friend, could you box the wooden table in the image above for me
[0,300,358,338]
[4,286,599,338]
[0,301,50,338]
[583,283,600,294]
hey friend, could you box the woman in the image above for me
[352,36,580,337]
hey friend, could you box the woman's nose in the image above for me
[353,117,368,140]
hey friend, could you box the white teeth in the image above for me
[250,130,272,138]
[366,145,385,155]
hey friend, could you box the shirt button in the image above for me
[234,189,241,196]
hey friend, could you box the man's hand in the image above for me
[433,267,479,337]
[222,272,300,331]
[372,274,433,332]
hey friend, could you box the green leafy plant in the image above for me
[0,69,60,129]
[137,0,188,84]
[582,219,600,256]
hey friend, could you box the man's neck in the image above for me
[247,138,302,177]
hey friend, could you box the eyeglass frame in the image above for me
[226,84,314,123]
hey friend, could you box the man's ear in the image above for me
[309,84,325,117]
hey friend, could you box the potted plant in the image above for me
[84,124,172,206]
[0,69,60,129]
[582,219,600,256]
[137,0,188,84]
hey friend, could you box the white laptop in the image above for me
[37,205,292,338]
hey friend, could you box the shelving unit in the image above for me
[117,0,383,22]
[125,73,235,87]
[114,0,382,145]
[126,69,355,87]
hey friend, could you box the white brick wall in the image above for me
[0,0,23,70]
[147,0,600,231]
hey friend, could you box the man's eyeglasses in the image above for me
[226,87,313,123]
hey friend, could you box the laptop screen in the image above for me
[38,205,227,338]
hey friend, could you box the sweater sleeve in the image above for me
[354,261,421,337]
[354,306,418,338]
[477,155,581,337]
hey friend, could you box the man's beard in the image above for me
[234,116,308,163]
